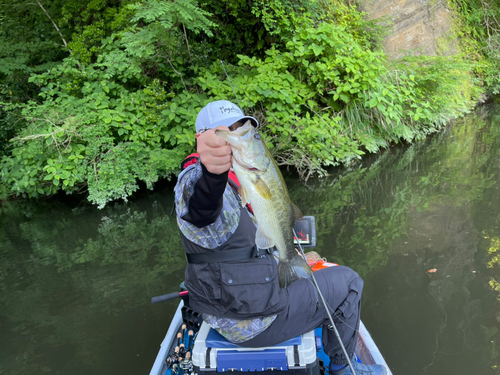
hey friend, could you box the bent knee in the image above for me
[318,265,364,292]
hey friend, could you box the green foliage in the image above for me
[198,20,479,178]
[0,68,196,207]
[250,0,317,36]
[0,0,217,207]
[315,0,388,50]
[62,0,135,65]
[194,0,318,62]
[198,34,367,179]
[0,0,133,156]
[0,0,70,79]
[0,0,494,207]
[449,0,500,95]
[389,55,482,129]
[0,0,70,155]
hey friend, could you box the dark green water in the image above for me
[1,103,500,375]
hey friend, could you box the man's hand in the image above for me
[197,126,232,174]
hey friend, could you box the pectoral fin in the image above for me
[255,227,275,249]
[254,177,272,200]
[240,186,250,207]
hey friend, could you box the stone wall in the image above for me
[356,0,458,59]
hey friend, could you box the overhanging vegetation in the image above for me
[0,0,498,207]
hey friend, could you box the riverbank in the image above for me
[0,0,498,208]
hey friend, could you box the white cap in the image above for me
[195,100,258,133]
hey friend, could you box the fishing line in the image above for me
[220,60,242,109]
[315,296,360,335]
[293,228,357,375]
[306,276,359,334]
[221,57,355,372]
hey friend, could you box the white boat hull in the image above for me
[149,300,393,375]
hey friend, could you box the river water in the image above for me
[1,103,500,375]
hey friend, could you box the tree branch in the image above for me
[182,23,192,60]
[34,0,70,52]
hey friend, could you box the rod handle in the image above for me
[151,290,188,304]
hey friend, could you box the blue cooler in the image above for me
[192,322,319,374]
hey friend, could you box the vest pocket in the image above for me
[219,257,280,316]
[186,263,222,301]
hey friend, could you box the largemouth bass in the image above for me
[215,121,313,288]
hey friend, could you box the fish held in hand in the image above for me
[215,121,313,288]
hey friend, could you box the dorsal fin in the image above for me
[292,203,303,222]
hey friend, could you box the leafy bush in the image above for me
[199,21,480,177]
[1,0,213,207]
[449,0,500,95]
[0,0,491,207]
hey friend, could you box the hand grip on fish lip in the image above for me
[293,228,356,375]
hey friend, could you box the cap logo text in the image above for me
[219,105,242,115]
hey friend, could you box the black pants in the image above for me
[238,266,363,366]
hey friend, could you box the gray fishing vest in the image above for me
[180,207,287,319]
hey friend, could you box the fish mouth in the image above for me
[234,158,261,172]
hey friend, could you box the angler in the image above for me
[173,100,387,375]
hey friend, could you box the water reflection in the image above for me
[1,104,500,375]
[286,103,500,374]
[0,196,186,374]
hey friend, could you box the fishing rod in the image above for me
[151,290,189,304]
[293,228,357,375]
[166,323,196,375]
[220,60,242,109]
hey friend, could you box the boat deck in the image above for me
[149,301,393,375]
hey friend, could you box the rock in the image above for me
[357,0,458,58]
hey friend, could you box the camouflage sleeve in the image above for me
[174,160,242,249]
[174,161,203,221]
[174,160,229,227]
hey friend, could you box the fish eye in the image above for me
[254,133,261,140]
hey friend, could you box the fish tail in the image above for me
[278,255,313,288]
